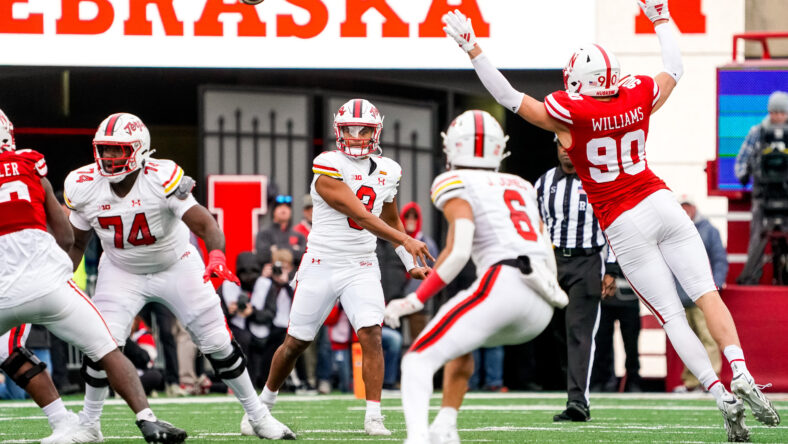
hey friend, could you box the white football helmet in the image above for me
[334,99,383,157]
[93,113,152,182]
[563,44,621,97]
[442,110,509,170]
[0,108,16,153]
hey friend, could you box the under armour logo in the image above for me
[312,258,321,264]
[378,178,385,185]
[132,199,141,207]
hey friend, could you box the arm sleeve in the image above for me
[470,53,525,113]
[655,23,683,82]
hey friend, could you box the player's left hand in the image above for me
[637,0,670,24]
[601,274,617,300]
[384,293,424,328]
[408,266,431,280]
[203,249,241,285]
[442,9,477,53]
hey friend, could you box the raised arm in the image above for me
[442,10,569,137]
[638,0,683,113]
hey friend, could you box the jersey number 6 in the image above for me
[504,189,537,242]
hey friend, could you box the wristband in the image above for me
[395,245,417,271]
[414,271,447,303]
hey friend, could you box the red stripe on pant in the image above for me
[8,324,26,351]
[67,280,119,346]
[410,265,501,353]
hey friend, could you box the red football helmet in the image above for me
[93,113,152,183]
[0,108,16,153]
[333,99,383,157]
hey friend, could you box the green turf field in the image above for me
[1,392,786,443]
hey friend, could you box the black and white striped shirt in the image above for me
[535,166,603,249]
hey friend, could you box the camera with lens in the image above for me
[754,124,788,220]
[237,294,250,312]
[272,261,284,277]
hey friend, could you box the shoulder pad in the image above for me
[64,164,101,210]
[312,151,343,180]
[12,149,47,177]
[430,171,465,205]
[377,157,402,179]
[142,159,185,197]
[544,91,578,126]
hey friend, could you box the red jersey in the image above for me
[543,75,669,229]
[0,149,48,237]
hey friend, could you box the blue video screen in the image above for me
[717,69,788,191]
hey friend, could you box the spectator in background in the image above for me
[673,196,728,392]
[323,304,354,393]
[399,202,439,339]
[735,91,788,284]
[255,195,306,267]
[591,253,642,393]
[293,195,313,240]
[138,303,183,397]
[535,136,608,422]
[469,347,506,392]
[124,317,165,396]
[219,252,259,362]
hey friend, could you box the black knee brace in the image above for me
[81,357,109,388]
[206,339,247,380]
[0,347,47,388]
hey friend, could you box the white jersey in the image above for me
[308,150,401,257]
[64,159,198,274]
[430,169,549,271]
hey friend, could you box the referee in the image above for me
[535,136,608,422]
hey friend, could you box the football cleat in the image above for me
[429,421,460,444]
[731,373,781,426]
[40,410,80,444]
[717,393,750,443]
[135,419,187,444]
[245,412,296,440]
[553,400,590,422]
[364,415,392,436]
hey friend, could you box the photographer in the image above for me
[735,91,788,284]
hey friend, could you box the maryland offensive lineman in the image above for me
[442,1,779,441]
[243,99,433,437]
[384,110,568,444]
[63,112,294,441]
[0,108,186,444]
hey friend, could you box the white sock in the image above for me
[723,345,751,377]
[82,385,109,423]
[42,398,67,429]
[365,400,381,419]
[707,380,726,402]
[224,369,267,422]
[135,408,157,423]
[260,386,279,411]
[433,407,458,426]
[401,353,438,440]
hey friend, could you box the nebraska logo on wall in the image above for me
[206,175,268,274]
[0,0,597,69]
[635,0,706,34]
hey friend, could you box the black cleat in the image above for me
[553,400,591,422]
[136,419,188,443]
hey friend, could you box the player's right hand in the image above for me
[402,236,435,269]
[384,293,424,329]
[442,9,477,53]
[637,0,670,24]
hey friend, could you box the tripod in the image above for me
[738,211,788,285]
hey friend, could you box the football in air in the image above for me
[240,0,264,4]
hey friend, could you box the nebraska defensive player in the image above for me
[0,108,186,444]
[442,1,778,441]
[63,112,294,441]
[244,99,433,437]
[384,110,568,444]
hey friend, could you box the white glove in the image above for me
[637,0,670,23]
[442,9,477,53]
[384,293,424,329]
[523,259,569,308]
